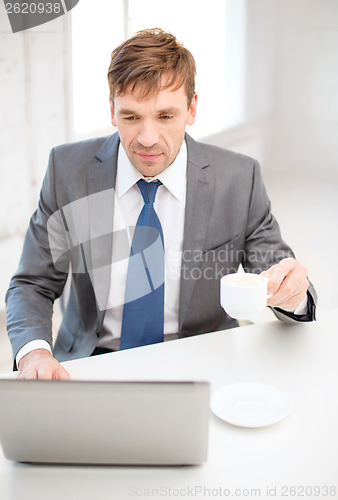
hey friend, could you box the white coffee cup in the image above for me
[220,273,271,320]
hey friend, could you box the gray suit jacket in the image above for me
[6,133,316,363]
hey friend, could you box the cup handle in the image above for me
[261,276,273,300]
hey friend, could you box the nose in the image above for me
[137,121,159,148]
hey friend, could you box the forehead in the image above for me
[114,82,188,111]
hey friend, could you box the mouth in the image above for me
[135,152,163,162]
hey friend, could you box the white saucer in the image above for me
[210,382,292,428]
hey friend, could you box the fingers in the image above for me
[18,367,38,380]
[260,258,309,310]
[20,362,71,380]
[55,365,71,381]
[18,349,71,380]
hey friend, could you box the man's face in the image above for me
[110,81,197,177]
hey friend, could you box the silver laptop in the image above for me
[0,379,210,465]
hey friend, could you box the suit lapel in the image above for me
[86,133,120,319]
[178,134,214,330]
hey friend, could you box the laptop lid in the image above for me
[0,379,210,465]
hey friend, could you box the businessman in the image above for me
[6,28,316,380]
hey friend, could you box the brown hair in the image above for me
[107,28,196,107]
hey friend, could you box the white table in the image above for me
[1,309,337,500]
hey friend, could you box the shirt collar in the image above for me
[116,140,187,202]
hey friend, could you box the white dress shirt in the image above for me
[97,141,187,349]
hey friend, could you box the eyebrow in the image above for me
[157,107,181,115]
[118,109,137,116]
[118,107,181,116]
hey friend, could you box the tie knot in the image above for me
[137,179,162,204]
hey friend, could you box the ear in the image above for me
[109,98,117,127]
[186,93,197,126]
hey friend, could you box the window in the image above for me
[71,0,125,135]
[71,0,246,139]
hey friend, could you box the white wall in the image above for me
[0,5,71,308]
[272,0,338,176]
[203,0,278,169]
[0,4,71,239]
[206,0,338,180]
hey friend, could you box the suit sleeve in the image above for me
[243,160,316,322]
[5,148,69,364]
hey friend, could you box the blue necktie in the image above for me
[120,179,165,349]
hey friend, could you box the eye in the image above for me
[160,115,174,121]
[124,116,136,121]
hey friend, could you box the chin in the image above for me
[140,169,162,178]
[138,164,166,177]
